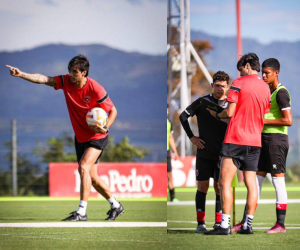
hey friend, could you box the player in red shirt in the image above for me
[204,53,271,235]
[6,55,124,221]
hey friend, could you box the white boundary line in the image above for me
[167,220,300,226]
[0,222,167,228]
[168,199,300,206]
[167,227,300,230]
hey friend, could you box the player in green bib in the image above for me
[232,58,293,234]
[167,105,179,202]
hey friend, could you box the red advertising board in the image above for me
[49,163,167,198]
[171,156,196,187]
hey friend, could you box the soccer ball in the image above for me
[86,107,108,128]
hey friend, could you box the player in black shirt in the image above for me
[179,71,230,233]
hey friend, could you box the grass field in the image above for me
[0,199,166,249]
[167,182,300,250]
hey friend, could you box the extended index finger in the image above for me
[5,65,13,69]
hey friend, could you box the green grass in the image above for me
[1,228,166,250]
[0,200,166,249]
[167,184,300,250]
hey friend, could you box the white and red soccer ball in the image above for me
[86,107,108,129]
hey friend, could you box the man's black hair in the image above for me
[213,71,230,85]
[237,52,260,72]
[68,54,90,77]
[262,58,280,72]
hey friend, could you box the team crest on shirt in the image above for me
[84,96,91,103]
[196,170,199,176]
[273,164,277,169]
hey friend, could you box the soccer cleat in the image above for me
[62,211,87,221]
[231,222,243,233]
[237,226,253,234]
[203,226,231,235]
[172,198,180,203]
[196,224,207,233]
[265,222,286,234]
[213,222,221,229]
[105,203,125,221]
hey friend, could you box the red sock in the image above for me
[197,211,205,224]
[215,212,222,223]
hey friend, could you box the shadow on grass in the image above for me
[167,229,196,234]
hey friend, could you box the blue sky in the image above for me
[0,0,166,55]
[190,0,300,44]
[1,1,298,54]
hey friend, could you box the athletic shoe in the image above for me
[172,198,180,203]
[237,226,253,234]
[213,223,221,229]
[231,222,243,233]
[62,211,87,221]
[196,224,207,233]
[105,203,125,221]
[265,222,286,234]
[203,226,231,235]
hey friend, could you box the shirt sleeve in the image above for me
[276,88,291,111]
[227,80,240,103]
[94,83,114,113]
[185,98,201,117]
[53,75,66,90]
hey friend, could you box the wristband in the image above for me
[104,126,109,133]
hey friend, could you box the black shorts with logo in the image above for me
[221,143,261,171]
[257,144,288,174]
[75,136,109,164]
[167,150,172,172]
[196,157,220,181]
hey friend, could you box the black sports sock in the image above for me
[241,204,247,224]
[169,188,175,201]
[215,194,221,213]
[196,191,207,225]
[215,194,222,223]
[276,209,286,227]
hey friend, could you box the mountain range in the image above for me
[191,30,300,165]
[191,30,300,117]
[1,31,299,166]
[0,44,166,166]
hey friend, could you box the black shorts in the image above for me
[221,143,261,171]
[167,150,172,172]
[196,157,220,181]
[75,136,109,164]
[257,144,289,174]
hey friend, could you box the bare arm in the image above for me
[264,109,293,127]
[106,106,118,129]
[169,132,179,160]
[6,65,56,88]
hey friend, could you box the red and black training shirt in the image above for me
[224,74,271,147]
[54,75,114,143]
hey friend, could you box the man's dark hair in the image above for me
[68,54,90,77]
[262,58,280,72]
[237,53,260,72]
[213,71,230,85]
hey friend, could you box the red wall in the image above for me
[49,162,167,198]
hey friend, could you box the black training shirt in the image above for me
[180,94,228,160]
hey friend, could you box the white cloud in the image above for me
[0,0,166,55]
